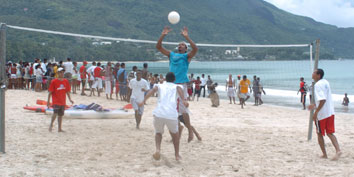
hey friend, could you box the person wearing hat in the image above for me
[47,67,74,132]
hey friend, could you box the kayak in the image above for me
[23,106,46,113]
[45,108,134,119]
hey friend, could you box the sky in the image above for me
[264,0,354,28]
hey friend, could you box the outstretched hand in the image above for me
[162,26,172,35]
[180,26,188,38]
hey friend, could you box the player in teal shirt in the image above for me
[156,26,200,143]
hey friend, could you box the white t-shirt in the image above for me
[35,68,43,77]
[87,66,96,75]
[63,62,73,74]
[41,63,47,73]
[200,77,207,86]
[153,82,180,120]
[129,78,149,102]
[314,79,335,120]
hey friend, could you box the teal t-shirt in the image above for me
[169,52,190,83]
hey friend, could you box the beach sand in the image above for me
[1,90,354,176]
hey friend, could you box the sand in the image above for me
[1,89,354,177]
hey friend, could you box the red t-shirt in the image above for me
[300,81,306,93]
[48,79,71,106]
[80,65,86,79]
[94,67,102,78]
[194,80,201,90]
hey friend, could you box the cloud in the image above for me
[265,0,354,28]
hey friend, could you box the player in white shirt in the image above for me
[138,72,188,161]
[129,70,149,129]
[308,69,341,160]
[86,61,97,96]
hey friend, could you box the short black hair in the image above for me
[121,63,125,67]
[132,66,137,70]
[166,72,175,82]
[243,75,247,79]
[97,62,101,66]
[316,68,324,79]
[143,63,148,68]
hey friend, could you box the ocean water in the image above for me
[111,59,354,113]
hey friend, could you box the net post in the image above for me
[0,23,7,153]
[307,39,320,141]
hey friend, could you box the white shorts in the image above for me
[105,80,111,94]
[153,116,179,134]
[131,98,144,115]
[177,83,190,114]
[10,74,17,79]
[240,93,250,99]
[92,78,103,89]
[227,87,235,97]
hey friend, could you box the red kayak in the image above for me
[23,106,46,113]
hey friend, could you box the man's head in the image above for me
[208,75,210,79]
[92,61,96,66]
[107,61,111,67]
[166,72,176,83]
[132,66,137,71]
[97,62,101,67]
[44,58,48,63]
[191,73,194,77]
[197,76,200,81]
[345,93,347,97]
[312,69,324,81]
[202,74,205,78]
[237,75,241,80]
[257,77,260,81]
[243,75,247,81]
[178,42,188,53]
[121,63,125,68]
[67,58,71,62]
[136,70,142,81]
[83,61,88,66]
[300,77,304,81]
[58,67,65,78]
[73,61,77,66]
[143,63,148,68]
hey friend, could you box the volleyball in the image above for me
[168,11,180,24]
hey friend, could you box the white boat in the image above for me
[45,108,134,119]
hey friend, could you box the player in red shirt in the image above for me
[297,77,307,110]
[92,62,103,97]
[192,76,202,101]
[47,67,74,132]
[80,61,88,96]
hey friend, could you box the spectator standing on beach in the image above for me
[297,77,308,110]
[63,58,73,88]
[103,62,114,100]
[113,63,120,100]
[342,93,349,106]
[142,63,149,81]
[256,77,266,105]
[206,75,213,96]
[80,61,88,96]
[127,66,137,102]
[129,70,149,129]
[156,26,199,142]
[226,74,236,104]
[92,62,103,97]
[87,62,97,96]
[239,75,251,109]
[200,74,207,97]
[117,63,128,101]
[252,75,260,106]
[138,72,188,161]
[72,61,78,94]
[192,76,201,101]
[308,69,341,160]
[236,75,241,104]
[47,67,74,132]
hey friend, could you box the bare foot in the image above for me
[188,134,194,143]
[320,154,328,159]
[58,130,65,133]
[175,154,182,161]
[49,125,53,132]
[153,152,160,160]
[196,135,202,141]
[331,151,342,161]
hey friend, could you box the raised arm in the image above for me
[181,27,198,62]
[156,26,172,57]
[138,86,158,106]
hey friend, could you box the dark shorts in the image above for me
[64,73,72,80]
[194,89,201,97]
[301,92,306,103]
[178,115,185,124]
[53,105,65,117]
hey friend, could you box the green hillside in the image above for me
[1,0,353,61]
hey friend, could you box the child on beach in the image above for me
[47,67,74,132]
[138,72,188,161]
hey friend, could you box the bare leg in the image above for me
[317,133,327,158]
[233,97,236,104]
[229,97,232,104]
[153,133,162,160]
[49,114,57,132]
[135,111,142,129]
[240,98,244,109]
[178,123,184,141]
[327,133,341,160]
[170,131,181,161]
[182,113,194,142]
[58,116,64,132]
[191,126,202,141]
